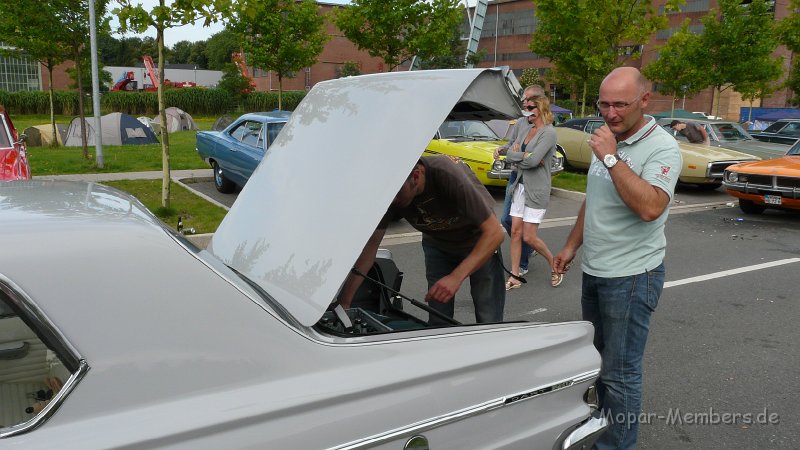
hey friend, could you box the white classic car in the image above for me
[0,69,605,449]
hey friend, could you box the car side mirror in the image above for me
[15,133,27,145]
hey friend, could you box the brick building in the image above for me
[468,0,796,120]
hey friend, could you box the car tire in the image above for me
[213,161,236,193]
[738,199,766,215]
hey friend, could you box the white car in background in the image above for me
[0,69,605,449]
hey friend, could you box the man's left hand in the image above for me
[588,124,617,160]
[425,274,462,303]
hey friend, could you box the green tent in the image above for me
[651,109,706,119]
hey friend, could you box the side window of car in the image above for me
[240,121,263,147]
[782,122,800,136]
[0,281,86,437]
[762,122,785,133]
[266,122,286,149]
[0,115,12,148]
[229,122,247,142]
[584,121,603,134]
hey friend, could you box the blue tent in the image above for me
[551,104,571,113]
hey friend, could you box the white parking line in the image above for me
[664,258,800,288]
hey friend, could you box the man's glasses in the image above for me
[596,95,641,112]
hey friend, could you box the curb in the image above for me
[551,187,585,202]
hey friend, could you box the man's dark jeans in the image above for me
[581,263,665,450]
[422,241,505,325]
[501,170,533,270]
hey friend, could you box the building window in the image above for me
[0,48,40,92]
[659,0,710,14]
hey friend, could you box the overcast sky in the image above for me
[109,0,351,47]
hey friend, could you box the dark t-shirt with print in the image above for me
[381,155,496,252]
[680,123,705,144]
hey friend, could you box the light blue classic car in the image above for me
[196,111,290,192]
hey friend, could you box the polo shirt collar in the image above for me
[619,115,658,146]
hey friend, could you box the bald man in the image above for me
[554,67,682,450]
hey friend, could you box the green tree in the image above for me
[519,68,544,90]
[737,80,781,122]
[116,0,227,208]
[0,0,70,147]
[217,63,254,104]
[642,21,708,116]
[531,0,675,116]
[226,0,329,110]
[416,20,481,69]
[205,29,241,70]
[698,0,783,117]
[189,40,209,69]
[67,51,113,93]
[335,0,463,72]
[170,40,194,64]
[777,0,800,105]
[337,61,362,78]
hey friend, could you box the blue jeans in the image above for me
[581,263,665,450]
[502,170,534,270]
[422,241,505,325]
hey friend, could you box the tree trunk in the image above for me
[278,75,283,111]
[157,24,171,209]
[580,79,588,117]
[75,53,88,159]
[671,97,676,117]
[47,63,58,148]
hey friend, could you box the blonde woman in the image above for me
[504,95,562,289]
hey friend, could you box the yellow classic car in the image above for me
[555,118,760,189]
[723,140,800,214]
[425,119,564,187]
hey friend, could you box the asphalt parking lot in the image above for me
[181,178,798,449]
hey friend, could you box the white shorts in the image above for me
[509,184,546,224]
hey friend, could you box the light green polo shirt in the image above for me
[582,116,683,278]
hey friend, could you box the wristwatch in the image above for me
[603,153,621,169]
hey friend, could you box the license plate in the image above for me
[764,195,782,205]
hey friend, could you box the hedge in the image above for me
[0,88,309,116]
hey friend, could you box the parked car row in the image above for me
[197,113,565,193]
[750,119,800,146]
[555,117,759,188]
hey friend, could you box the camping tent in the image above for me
[551,104,571,114]
[651,109,706,120]
[64,112,159,147]
[22,124,67,146]
[158,107,198,133]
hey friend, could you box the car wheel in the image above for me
[213,161,236,193]
[738,199,766,215]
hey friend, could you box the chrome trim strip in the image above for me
[329,369,600,450]
[0,275,90,438]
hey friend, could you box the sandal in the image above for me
[551,271,564,288]
[505,279,522,291]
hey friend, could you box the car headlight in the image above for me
[727,171,738,183]
[492,160,506,172]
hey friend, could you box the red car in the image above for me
[0,107,31,180]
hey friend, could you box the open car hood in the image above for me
[209,68,521,326]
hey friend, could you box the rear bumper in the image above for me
[557,409,609,450]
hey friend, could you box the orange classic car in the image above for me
[723,140,800,214]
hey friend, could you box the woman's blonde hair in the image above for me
[532,95,554,125]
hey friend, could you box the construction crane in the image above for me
[464,0,489,68]
[142,55,160,90]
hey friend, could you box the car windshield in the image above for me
[788,140,800,156]
[438,120,499,140]
[708,122,752,141]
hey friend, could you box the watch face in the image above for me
[604,154,617,167]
